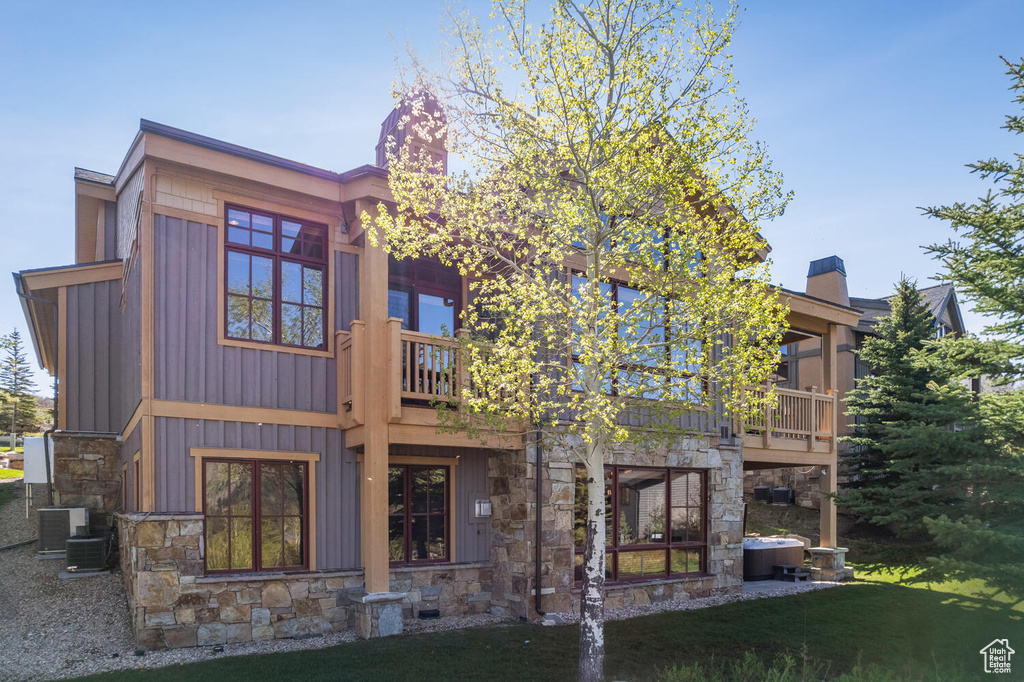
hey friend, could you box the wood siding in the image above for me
[119,258,142,430]
[64,280,121,432]
[121,423,142,510]
[153,215,360,413]
[152,418,360,570]
[336,251,359,331]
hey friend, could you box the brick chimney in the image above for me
[375,93,447,174]
[806,255,849,307]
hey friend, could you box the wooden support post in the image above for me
[358,211,391,594]
[762,383,772,449]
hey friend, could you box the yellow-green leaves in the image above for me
[369,0,790,446]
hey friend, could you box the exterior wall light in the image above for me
[475,499,492,518]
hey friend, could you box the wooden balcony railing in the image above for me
[740,384,837,453]
[336,323,364,427]
[396,329,462,402]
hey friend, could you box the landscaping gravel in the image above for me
[0,479,843,681]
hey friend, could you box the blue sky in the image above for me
[1,0,1021,390]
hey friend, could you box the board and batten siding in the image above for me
[64,280,122,432]
[119,258,142,430]
[152,215,358,412]
[153,417,360,571]
[120,422,142,510]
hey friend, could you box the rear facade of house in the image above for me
[15,108,857,649]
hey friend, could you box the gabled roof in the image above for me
[850,284,964,335]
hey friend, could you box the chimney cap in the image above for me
[808,255,846,278]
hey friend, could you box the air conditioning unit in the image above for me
[38,507,89,553]
[66,537,107,572]
[772,487,794,505]
[753,485,771,503]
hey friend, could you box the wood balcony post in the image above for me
[762,382,772,449]
[809,393,818,452]
[350,321,365,426]
[388,318,403,422]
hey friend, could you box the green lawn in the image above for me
[0,468,24,480]
[75,579,1021,682]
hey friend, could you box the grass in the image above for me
[0,468,24,480]
[76,577,1021,682]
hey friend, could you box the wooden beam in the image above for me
[57,287,67,431]
[20,261,122,290]
[150,399,338,429]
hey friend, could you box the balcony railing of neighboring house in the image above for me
[739,384,837,454]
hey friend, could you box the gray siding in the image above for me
[336,251,359,331]
[152,418,359,570]
[64,280,121,432]
[119,258,142,430]
[120,422,142,510]
[154,214,351,413]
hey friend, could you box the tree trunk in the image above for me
[578,450,607,682]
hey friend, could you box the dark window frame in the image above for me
[388,464,451,566]
[202,457,310,575]
[568,271,707,400]
[388,257,463,335]
[574,465,708,584]
[224,204,328,351]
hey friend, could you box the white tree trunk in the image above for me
[578,440,607,682]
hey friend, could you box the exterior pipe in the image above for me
[534,425,546,617]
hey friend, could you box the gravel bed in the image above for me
[557,579,844,624]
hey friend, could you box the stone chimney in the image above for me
[375,93,447,174]
[805,255,849,307]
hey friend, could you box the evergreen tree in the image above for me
[0,329,39,441]
[840,280,986,566]
[921,56,1024,600]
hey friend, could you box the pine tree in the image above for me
[920,57,1024,600]
[0,329,39,442]
[840,280,986,565]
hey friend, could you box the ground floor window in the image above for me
[388,464,449,564]
[574,466,707,582]
[203,458,308,573]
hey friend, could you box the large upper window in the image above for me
[203,458,308,573]
[388,464,449,564]
[225,205,327,350]
[570,274,703,401]
[574,466,706,582]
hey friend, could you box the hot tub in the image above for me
[742,537,806,581]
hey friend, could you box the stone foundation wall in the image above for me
[571,574,726,612]
[116,512,364,649]
[389,562,494,619]
[53,432,120,534]
[743,467,822,509]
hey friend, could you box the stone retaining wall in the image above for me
[53,432,120,534]
[116,512,364,649]
[743,468,822,509]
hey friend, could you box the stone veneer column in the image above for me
[808,546,853,582]
[51,432,121,534]
[353,592,405,638]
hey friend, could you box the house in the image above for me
[13,105,859,650]
[745,255,967,508]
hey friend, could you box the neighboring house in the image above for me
[14,105,858,650]
[746,256,967,508]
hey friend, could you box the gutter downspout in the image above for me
[535,424,546,618]
[15,278,58,507]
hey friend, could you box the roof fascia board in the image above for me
[20,260,123,290]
